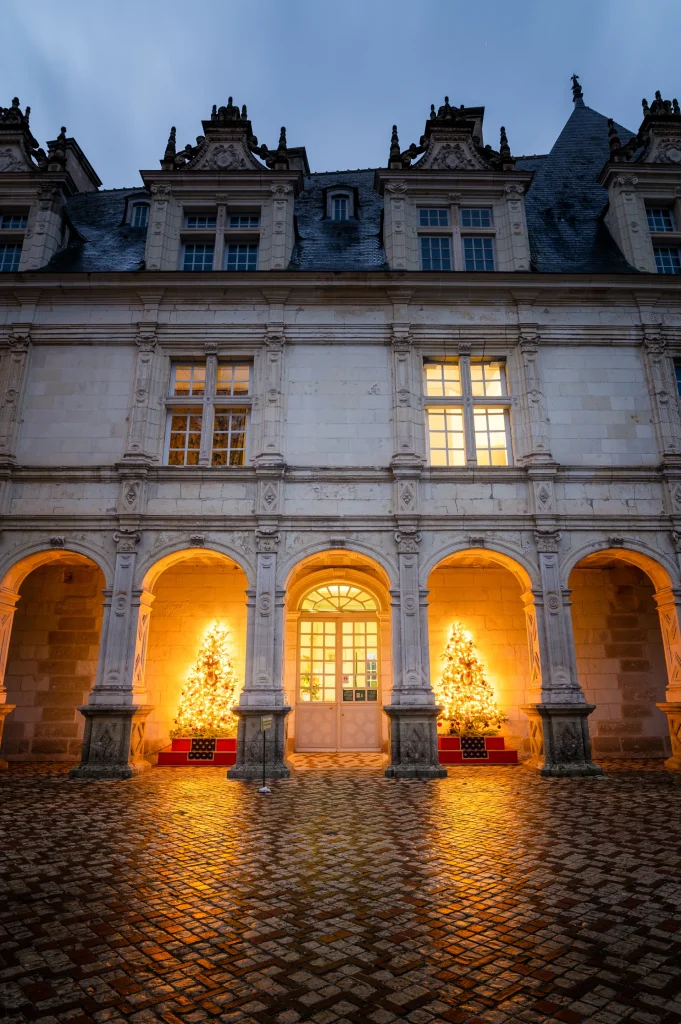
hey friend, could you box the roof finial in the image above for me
[607,118,623,161]
[571,74,584,105]
[273,125,289,169]
[499,125,511,161]
[161,125,177,169]
[389,124,403,169]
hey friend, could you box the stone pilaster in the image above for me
[19,184,66,271]
[654,585,681,770]
[383,181,408,270]
[641,326,681,462]
[0,586,20,768]
[228,529,290,780]
[0,324,31,462]
[145,184,182,271]
[384,529,445,779]
[502,183,531,272]
[123,324,163,461]
[71,530,155,779]
[254,324,286,468]
[521,529,602,776]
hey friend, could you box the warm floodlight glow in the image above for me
[435,622,507,736]
[171,623,240,738]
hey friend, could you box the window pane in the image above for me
[460,208,493,228]
[172,364,205,396]
[424,362,461,397]
[131,204,149,227]
[676,363,681,397]
[225,243,258,271]
[654,247,681,275]
[211,407,249,466]
[470,361,505,397]
[229,214,260,228]
[166,409,203,466]
[427,408,465,466]
[420,236,452,271]
[419,208,449,226]
[184,214,217,228]
[1,214,28,229]
[332,197,348,221]
[647,207,675,232]
[462,236,496,271]
[473,407,509,466]
[183,243,214,271]
[0,244,22,272]
[216,364,251,396]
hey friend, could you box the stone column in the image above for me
[228,529,290,780]
[384,530,445,779]
[0,587,20,768]
[654,586,681,770]
[70,530,154,779]
[520,530,602,776]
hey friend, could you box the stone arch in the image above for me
[567,544,678,762]
[279,540,397,592]
[139,547,251,755]
[0,541,112,593]
[138,541,254,593]
[426,547,536,751]
[420,539,538,591]
[0,547,107,762]
[288,568,390,615]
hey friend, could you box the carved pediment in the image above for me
[189,138,263,172]
[645,131,681,164]
[416,133,490,171]
[0,144,32,172]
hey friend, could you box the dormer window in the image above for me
[333,196,348,221]
[327,190,354,221]
[185,213,217,229]
[419,208,449,227]
[460,207,493,228]
[131,203,149,228]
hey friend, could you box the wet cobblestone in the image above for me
[1,760,681,1024]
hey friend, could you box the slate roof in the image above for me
[289,170,388,271]
[39,101,643,276]
[516,100,637,273]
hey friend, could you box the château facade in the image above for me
[0,78,681,779]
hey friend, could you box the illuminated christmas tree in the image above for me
[170,623,240,738]
[436,622,507,736]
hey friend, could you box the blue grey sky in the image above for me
[4,0,681,189]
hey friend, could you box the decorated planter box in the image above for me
[438,735,518,765]
[157,737,237,766]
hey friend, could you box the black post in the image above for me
[262,729,266,788]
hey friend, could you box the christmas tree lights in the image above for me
[170,623,240,738]
[435,622,507,736]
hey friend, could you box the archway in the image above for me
[568,549,673,759]
[426,548,533,754]
[285,550,392,754]
[141,549,249,757]
[0,550,106,762]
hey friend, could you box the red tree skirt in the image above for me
[157,737,237,766]
[438,735,519,765]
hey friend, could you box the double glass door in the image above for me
[295,617,381,751]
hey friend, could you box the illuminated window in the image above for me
[165,362,251,467]
[299,621,337,702]
[301,585,377,612]
[424,358,512,467]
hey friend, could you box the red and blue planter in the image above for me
[157,737,237,766]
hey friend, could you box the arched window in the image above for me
[131,202,149,228]
[301,584,377,612]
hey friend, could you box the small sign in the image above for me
[260,714,273,732]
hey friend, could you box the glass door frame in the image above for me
[297,613,381,707]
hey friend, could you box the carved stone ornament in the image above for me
[391,328,412,351]
[607,535,625,548]
[204,339,218,356]
[649,138,681,164]
[421,139,488,171]
[189,534,205,547]
[49,535,65,548]
[7,325,30,350]
[150,184,172,199]
[192,142,260,171]
[270,183,293,197]
[671,531,681,553]
[395,530,422,554]
[468,535,486,547]
[613,175,638,192]
[135,326,156,352]
[504,183,525,201]
[260,483,279,513]
[329,537,346,548]
[0,148,26,172]
[458,341,472,356]
[255,528,280,553]
[113,529,141,553]
[643,327,665,354]
[122,482,139,509]
[519,329,539,351]
[385,181,408,196]
[265,328,285,349]
[36,183,60,205]
[534,528,562,553]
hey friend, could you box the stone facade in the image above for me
[1,84,681,778]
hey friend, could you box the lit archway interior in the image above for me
[427,549,532,752]
[569,551,671,758]
[143,550,248,755]
[284,549,392,754]
[1,551,105,762]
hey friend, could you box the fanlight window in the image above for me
[301,584,377,612]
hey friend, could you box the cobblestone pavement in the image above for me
[1,760,681,1024]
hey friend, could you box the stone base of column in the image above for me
[227,706,291,781]
[521,703,603,777]
[70,705,154,780]
[656,703,681,770]
[0,704,16,769]
[384,705,447,779]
